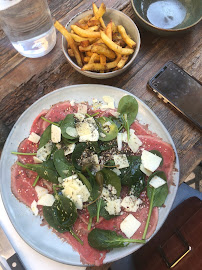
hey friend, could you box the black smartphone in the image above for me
[147,61,202,130]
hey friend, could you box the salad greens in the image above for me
[88,229,145,250]
[13,95,170,249]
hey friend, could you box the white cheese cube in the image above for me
[120,214,141,238]
[77,103,87,115]
[66,127,78,138]
[36,141,52,162]
[35,186,48,199]
[51,124,61,143]
[31,200,38,216]
[149,175,166,189]
[76,118,99,142]
[105,199,121,215]
[101,96,115,109]
[33,156,43,164]
[70,100,75,106]
[74,113,85,122]
[63,174,78,181]
[62,177,90,210]
[37,194,55,206]
[140,164,152,176]
[121,196,142,212]
[117,133,123,151]
[113,154,129,169]
[109,111,120,118]
[128,130,142,153]
[141,150,162,172]
[28,132,41,144]
[64,143,76,155]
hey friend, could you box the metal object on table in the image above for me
[0,226,26,270]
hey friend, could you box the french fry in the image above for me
[87,20,100,27]
[111,22,117,33]
[68,48,74,57]
[84,56,100,63]
[105,21,112,40]
[71,33,96,43]
[100,54,106,73]
[91,44,116,59]
[100,31,134,55]
[75,22,89,30]
[92,3,106,29]
[87,25,100,32]
[80,40,90,47]
[79,45,92,52]
[78,14,93,24]
[54,21,82,67]
[117,55,129,69]
[71,25,101,38]
[82,54,121,71]
[93,3,106,20]
[117,25,136,48]
[89,53,99,64]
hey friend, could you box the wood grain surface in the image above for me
[0,0,201,269]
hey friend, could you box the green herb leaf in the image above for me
[17,160,58,184]
[39,125,51,149]
[117,95,138,126]
[88,229,145,250]
[60,114,78,140]
[71,142,87,170]
[53,149,75,179]
[101,168,121,197]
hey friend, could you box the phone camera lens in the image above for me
[153,83,158,87]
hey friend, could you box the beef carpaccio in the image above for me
[11,96,175,266]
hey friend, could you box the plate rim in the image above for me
[0,84,179,266]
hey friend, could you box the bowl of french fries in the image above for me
[54,3,140,79]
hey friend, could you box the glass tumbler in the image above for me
[0,0,56,58]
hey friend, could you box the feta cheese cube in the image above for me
[28,132,41,144]
[140,164,152,176]
[37,194,55,206]
[77,103,87,114]
[62,177,90,210]
[51,124,61,143]
[70,100,75,106]
[31,200,38,216]
[149,175,166,189]
[141,150,162,172]
[101,96,115,109]
[112,168,121,176]
[113,154,129,169]
[128,130,142,153]
[35,186,48,199]
[121,196,142,212]
[120,214,141,238]
[76,117,99,142]
[64,143,76,155]
[117,133,123,151]
[105,198,121,215]
[74,113,85,122]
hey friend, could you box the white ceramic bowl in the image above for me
[62,8,141,79]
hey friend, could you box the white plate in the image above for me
[0,84,179,266]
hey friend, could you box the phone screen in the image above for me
[148,61,202,129]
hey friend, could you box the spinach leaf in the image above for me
[60,114,78,140]
[142,171,168,240]
[96,117,118,141]
[117,95,138,126]
[150,150,163,166]
[71,142,87,170]
[39,125,51,149]
[147,171,168,207]
[88,229,145,250]
[17,160,58,184]
[120,156,145,196]
[43,195,83,244]
[99,140,117,152]
[101,168,121,197]
[53,149,75,179]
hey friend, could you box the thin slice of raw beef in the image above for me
[30,109,48,135]
[17,138,38,164]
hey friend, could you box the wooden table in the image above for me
[0,0,201,269]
